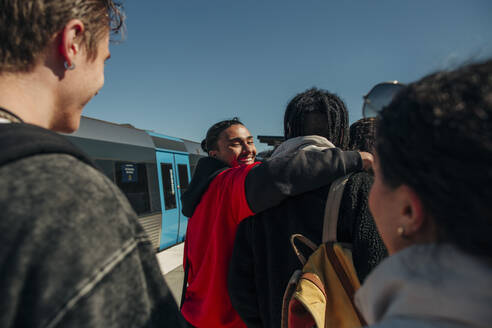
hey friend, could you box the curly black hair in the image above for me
[376,59,492,258]
[201,117,244,153]
[349,117,377,153]
[284,88,349,149]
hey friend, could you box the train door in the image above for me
[156,151,180,250]
[174,154,191,242]
[156,151,191,250]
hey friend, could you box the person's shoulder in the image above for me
[339,172,373,220]
[1,153,134,216]
[225,161,260,173]
[216,162,259,181]
[346,171,374,191]
[349,171,373,182]
[1,153,142,255]
[2,153,109,189]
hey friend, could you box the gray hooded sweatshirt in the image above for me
[355,244,492,328]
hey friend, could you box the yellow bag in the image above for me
[281,175,366,328]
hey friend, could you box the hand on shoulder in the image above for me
[359,152,374,171]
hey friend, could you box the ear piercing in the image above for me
[64,61,76,70]
[397,226,407,238]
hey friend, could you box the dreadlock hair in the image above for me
[201,117,244,154]
[349,117,377,153]
[284,88,349,149]
[376,59,492,259]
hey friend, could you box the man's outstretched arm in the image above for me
[245,148,369,213]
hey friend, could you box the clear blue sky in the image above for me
[82,0,492,152]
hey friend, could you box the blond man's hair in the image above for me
[0,0,125,73]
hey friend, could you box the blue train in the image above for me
[62,116,206,252]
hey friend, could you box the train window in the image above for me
[160,163,177,210]
[177,164,189,198]
[146,163,162,213]
[115,162,151,215]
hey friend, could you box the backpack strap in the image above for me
[289,173,354,265]
[325,242,367,326]
[0,123,96,168]
[290,234,318,265]
[322,173,353,243]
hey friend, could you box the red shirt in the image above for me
[182,163,258,328]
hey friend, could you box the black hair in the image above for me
[349,117,377,153]
[201,117,244,153]
[376,59,492,259]
[284,88,349,149]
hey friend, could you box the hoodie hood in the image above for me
[271,135,336,158]
[355,244,492,327]
[181,157,229,217]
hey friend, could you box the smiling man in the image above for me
[180,118,373,327]
[208,121,257,166]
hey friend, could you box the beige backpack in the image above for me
[281,174,367,328]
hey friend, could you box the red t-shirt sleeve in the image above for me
[215,162,259,224]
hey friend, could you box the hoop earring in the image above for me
[64,61,76,70]
[397,226,407,238]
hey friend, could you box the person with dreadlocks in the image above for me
[227,88,386,328]
[180,117,373,327]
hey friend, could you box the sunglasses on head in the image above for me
[362,81,405,118]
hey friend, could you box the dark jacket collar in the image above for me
[0,123,95,168]
[181,157,229,217]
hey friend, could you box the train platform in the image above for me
[157,242,185,304]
